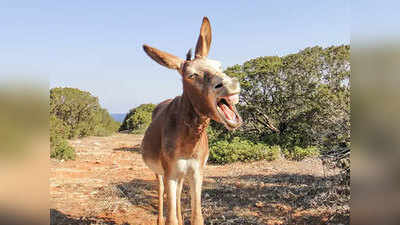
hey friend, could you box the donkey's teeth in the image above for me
[221,103,235,121]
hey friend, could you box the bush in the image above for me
[49,87,119,161]
[282,146,319,161]
[50,137,76,160]
[209,137,280,164]
[265,145,281,161]
[50,114,70,140]
[207,122,228,145]
[93,108,120,136]
[50,87,119,139]
[120,104,156,133]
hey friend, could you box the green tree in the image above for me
[216,45,350,151]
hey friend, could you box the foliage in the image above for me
[119,104,156,133]
[93,108,121,136]
[50,87,120,160]
[50,136,76,160]
[282,146,319,161]
[50,87,120,139]
[209,137,280,164]
[220,45,350,150]
[207,121,232,145]
[50,114,71,141]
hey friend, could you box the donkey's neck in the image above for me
[180,91,210,137]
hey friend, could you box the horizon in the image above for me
[2,1,350,113]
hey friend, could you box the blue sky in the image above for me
[1,1,350,113]
[351,0,400,42]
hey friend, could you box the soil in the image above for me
[50,133,349,225]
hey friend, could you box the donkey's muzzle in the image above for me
[223,77,240,95]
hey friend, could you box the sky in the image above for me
[1,1,351,113]
[351,0,400,43]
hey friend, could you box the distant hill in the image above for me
[111,113,126,123]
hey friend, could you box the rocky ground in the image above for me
[50,133,349,225]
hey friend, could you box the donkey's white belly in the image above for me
[143,156,200,177]
[175,158,200,176]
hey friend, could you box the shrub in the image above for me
[120,104,156,133]
[93,108,120,136]
[50,114,70,140]
[49,87,119,161]
[50,87,119,139]
[264,145,281,161]
[50,137,76,160]
[209,137,280,164]
[207,122,226,145]
[282,146,319,161]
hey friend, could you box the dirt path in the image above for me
[50,133,347,225]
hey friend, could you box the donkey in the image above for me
[141,17,242,225]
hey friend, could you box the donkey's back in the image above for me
[151,98,173,121]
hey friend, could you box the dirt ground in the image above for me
[50,133,349,225]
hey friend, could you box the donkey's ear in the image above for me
[195,17,212,58]
[143,44,184,70]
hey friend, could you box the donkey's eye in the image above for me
[188,73,199,79]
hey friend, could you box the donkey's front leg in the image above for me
[176,178,184,225]
[156,174,165,225]
[189,171,204,225]
[165,176,179,225]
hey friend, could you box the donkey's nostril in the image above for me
[215,83,223,89]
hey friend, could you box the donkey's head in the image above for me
[143,17,242,130]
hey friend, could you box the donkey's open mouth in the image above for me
[216,94,242,129]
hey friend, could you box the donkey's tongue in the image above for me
[220,103,236,121]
